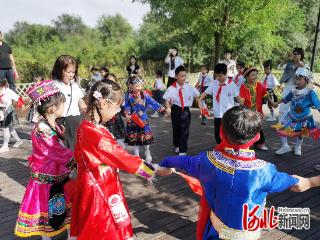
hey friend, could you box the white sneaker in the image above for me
[13,140,24,148]
[275,145,292,155]
[0,146,9,153]
[175,147,179,153]
[294,145,302,156]
[315,165,320,171]
[266,117,276,122]
[150,112,159,118]
[179,153,187,156]
[257,145,268,151]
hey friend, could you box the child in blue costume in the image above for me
[273,67,320,156]
[124,75,165,163]
[158,106,299,240]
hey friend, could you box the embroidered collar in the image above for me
[293,88,309,96]
[223,147,256,160]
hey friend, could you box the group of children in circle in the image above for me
[0,48,319,239]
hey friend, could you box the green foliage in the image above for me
[5,14,138,83]
[3,3,320,83]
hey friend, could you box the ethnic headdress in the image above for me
[26,80,61,104]
[295,67,313,82]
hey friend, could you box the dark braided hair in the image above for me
[87,79,123,124]
[37,92,66,140]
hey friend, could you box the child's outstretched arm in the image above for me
[99,137,154,180]
[159,154,201,179]
[267,163,299,193]
[146,94,165,112]
[291,174,320,192]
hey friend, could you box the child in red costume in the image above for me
[70,80,164,240]
[239,67,276,150]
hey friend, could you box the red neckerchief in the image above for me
[0,94,4,104]
[201,74,206,92]
[172,82,185,111]
[215,126,259,161]
[216,79,231,103]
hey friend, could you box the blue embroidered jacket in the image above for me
[159,148,298,239]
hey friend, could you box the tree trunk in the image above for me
[214,32,222,65]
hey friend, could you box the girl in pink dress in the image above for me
[15,80,76,240]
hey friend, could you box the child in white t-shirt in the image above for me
[0,78,24,153]
[195,65,213,124]
[199,63,241,144]
[262,60,280,122]
[151,70,166,118]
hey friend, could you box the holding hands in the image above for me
[291,174,320,192]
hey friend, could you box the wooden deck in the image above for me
[1,106,320,240]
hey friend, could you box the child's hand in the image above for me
[290,175,311,192]
[156,166,174,176]
[165,108,171,117]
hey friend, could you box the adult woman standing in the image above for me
[53,55,87,151]
[126,55,140,77]
[165,47,184,88]
[278,48,305,120]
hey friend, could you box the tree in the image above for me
[97,14,133,44]
[135,0,305,66]
[5,22,56,47]
[52,14,87,38]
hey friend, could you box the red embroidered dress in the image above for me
[71,120,155,239]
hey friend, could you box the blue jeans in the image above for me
[0,68,16,92]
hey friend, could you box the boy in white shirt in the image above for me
[199,63,241,144]
[163,66,200,155]
[262,60,280,121]
[195,65,213,125]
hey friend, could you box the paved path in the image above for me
[1,107,320,239]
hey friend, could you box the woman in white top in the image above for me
[278,48,305,121]
[164,47,184,88]
[53,55,87,151]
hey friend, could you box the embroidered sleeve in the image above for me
[159,154,201,179]
[146,94,163,112]
[34,122,55,139]
[135,161,155,181]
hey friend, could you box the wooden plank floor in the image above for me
[1,106,320,240]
